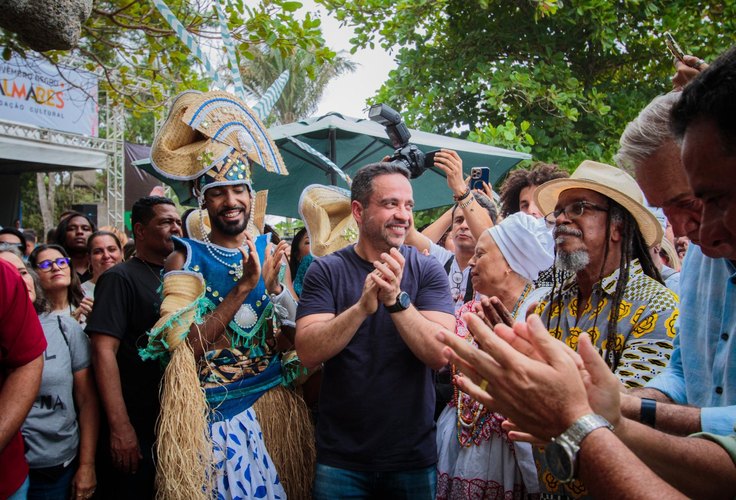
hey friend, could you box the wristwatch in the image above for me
[545,414,613,483]
[386,291,411,313]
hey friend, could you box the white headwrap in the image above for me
[487,212,554,282]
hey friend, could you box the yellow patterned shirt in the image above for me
[533,259,678,498]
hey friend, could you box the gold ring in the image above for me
[479,378,489,391]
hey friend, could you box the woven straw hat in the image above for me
[251,190,268,235]
[534,160,663,247]
[183,209,211,241]
[150,90,287,185]
[299,185,358,257]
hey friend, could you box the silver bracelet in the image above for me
[458,194,475,209]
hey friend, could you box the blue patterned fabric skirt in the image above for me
[207,361,286,499]
[211,407,286,500]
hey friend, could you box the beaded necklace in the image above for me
[198,207,248,281]
[454,283,534,446]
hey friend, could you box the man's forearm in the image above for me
[627,387,674,402]
[73,368,100,467]
[391,307,454,369]
[578,427,686,499]
[419,207,453,244]
[622,390,701,435]
[296,304,370,369]
[91,341,131,429]
[615,417,736,498]
[187,282,253,359]
[0,355,43,451]
[460,197,494,239]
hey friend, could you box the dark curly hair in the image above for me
[499,162,568,216]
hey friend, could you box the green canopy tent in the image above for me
[134,112,531,218]
[256,113,530,218]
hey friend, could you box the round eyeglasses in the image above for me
[544,201,609,228]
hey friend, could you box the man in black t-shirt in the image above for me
[86,196,182,499]
[296,163,455,499]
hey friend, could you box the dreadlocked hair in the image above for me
[545,200,663,372]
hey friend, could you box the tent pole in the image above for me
[328,127,337,185]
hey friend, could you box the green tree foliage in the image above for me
[1,0,333,115]
[240,46,357,125]
[318,0,736,169]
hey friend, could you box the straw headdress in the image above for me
[150,90,287,194]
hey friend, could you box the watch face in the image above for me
[398,291,411,309]
[545,441,574,483]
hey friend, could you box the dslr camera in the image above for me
[369,103,435,179]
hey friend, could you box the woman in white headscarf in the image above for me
[436,212,554,499]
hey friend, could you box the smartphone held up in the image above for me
[469,167,490,191]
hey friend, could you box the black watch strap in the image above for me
[387,291,410,313]
[640,398,657,428]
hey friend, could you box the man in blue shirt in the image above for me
[617,89,736,435]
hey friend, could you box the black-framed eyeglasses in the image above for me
[36,257,70,271]
[544,201,609,228]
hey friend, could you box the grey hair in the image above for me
[0,242,23,258]
[615,92,681,172]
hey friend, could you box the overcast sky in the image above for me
[301,1,397,119]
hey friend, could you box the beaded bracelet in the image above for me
[454,188,471,202]
[458,194,475,209]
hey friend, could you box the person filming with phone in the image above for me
[405,149,498,312]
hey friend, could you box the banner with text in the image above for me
[0,55,99,137]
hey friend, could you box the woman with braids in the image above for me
[530,161,679,498]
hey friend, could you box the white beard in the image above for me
[556,249,590,272]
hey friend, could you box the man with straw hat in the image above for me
[296,162,456,498]
[140,90,314,499]
[530,160,678,496]
[435,47,736,497]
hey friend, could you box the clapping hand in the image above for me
[263,240,289,295]
[370,248,405,307]
[236,236,261,292]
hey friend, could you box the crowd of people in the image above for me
[0,45,734,500]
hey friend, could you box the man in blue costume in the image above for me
[142,90,314,500]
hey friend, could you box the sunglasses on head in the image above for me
[0,242,24,250]
[36,257,70,271]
